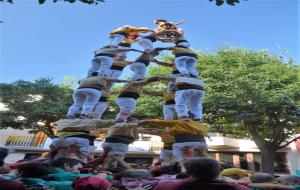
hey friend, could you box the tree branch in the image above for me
[277,136,300,150]
[247,124,267,148]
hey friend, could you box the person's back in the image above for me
[155,157,250,190]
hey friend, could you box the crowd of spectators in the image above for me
[0,147,299,190]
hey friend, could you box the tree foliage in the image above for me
[209,0,245,6]
[199,48,300,173]
[0,78,73,137]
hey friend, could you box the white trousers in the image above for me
[98,57,114,77]
[175,89,204,119]
[177,42,190,48]
[174,56,198,76]
[115,97,137,122]
[163,104,177,120]
[109,69,123,79]
[172,142,207,162]
[67,88,102,117]
[87,56,113,77]
[110,34,126,47]
[130,62,147,80]
[138,38,153,53]
[93,101,108,119]
[160,149,173,164]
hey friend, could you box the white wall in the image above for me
[0,128,32,146]
[286,140,300,175]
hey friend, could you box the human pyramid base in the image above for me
[1,19,300,190]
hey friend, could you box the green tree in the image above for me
[0,78,73,138]
[202,48,300,173]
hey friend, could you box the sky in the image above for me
[0,0,299,84]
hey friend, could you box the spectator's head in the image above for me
[16,163,51,178]
[0,148,8,162]
[183,157,220,181]
[50,158,83,174]
[114,169,151,180]
[193,148,208,157]
[276,175,300,185]
[0,148,9,174]
[250,173,274,183]
[219,162,235,170]
[151,162,181,177]
[72,176,111,190]
[176,172,189,179]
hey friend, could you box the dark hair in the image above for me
[176,172,189,179]
[17,163,51,178]
[91,72,99,76]
[219,162,235,170]
[0,148,8,160]
[155,19,167,24]
[50,158,82,169]
[151,162,181,177]
[183,157,220,181]
[114,169,151,180]
[0,148,8,167]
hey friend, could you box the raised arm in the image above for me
[130,78,150,85]
[152,47,172,53]
[152,58,173,67]
[126,48,145,53]
[151,76,176,82]
[174,19,185,26]
[103,77,130,83]
[111,90,121,95]
[114,47,144,54]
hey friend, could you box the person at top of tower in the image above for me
[138,19,184,52]
[153,19,184,33]
[109,25,151,47]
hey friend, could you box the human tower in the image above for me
[50,19,208,165]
